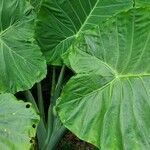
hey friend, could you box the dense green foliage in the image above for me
[56,7,150,149]
[0,0,150,149]
[36,0,133,65]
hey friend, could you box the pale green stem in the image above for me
[43,65,66,150]
[37,82,45,122]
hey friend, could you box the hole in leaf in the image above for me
[32,124,36,128]
[26,104,30,108]
[30,139,33,143]
[30,137,35,144]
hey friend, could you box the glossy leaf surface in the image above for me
[56,8,150,149]
[0,93,39,150]
[0,0,47,93]
[36,0,133,65]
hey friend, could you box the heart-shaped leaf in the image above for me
[36,0,133,65]
[0,93,39,150]
[56,7,150,149]
[0,0,47,93]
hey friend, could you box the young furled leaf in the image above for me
[56,7,150,149]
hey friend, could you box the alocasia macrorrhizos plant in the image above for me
[0,0,150,149]
[56,7,150,149]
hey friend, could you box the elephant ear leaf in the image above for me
[56,8,150,149]
[0,93,39,150]
[36,0,133,65]
[0,0,47,94]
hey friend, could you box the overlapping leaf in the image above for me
[0,0,47,93]
[0,93,39,150]
[36,0,133,65]
[56,8,150,149]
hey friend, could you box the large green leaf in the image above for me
[36,0,133,65]
[0,93,39,150]
[56,7,150,149]
[0,0,47,93]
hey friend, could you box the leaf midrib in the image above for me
[66,74,150,105]
[51,0,100,52]
[0,24,14,37]
[52,0,133,53]
[0,38,27,62]
[76,0,100,36]
[0,19,21,37]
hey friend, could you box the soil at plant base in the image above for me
[58,131,98,150]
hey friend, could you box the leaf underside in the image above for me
[0,93,39,150]
[56,8,150,150]
[0,0,47,93]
